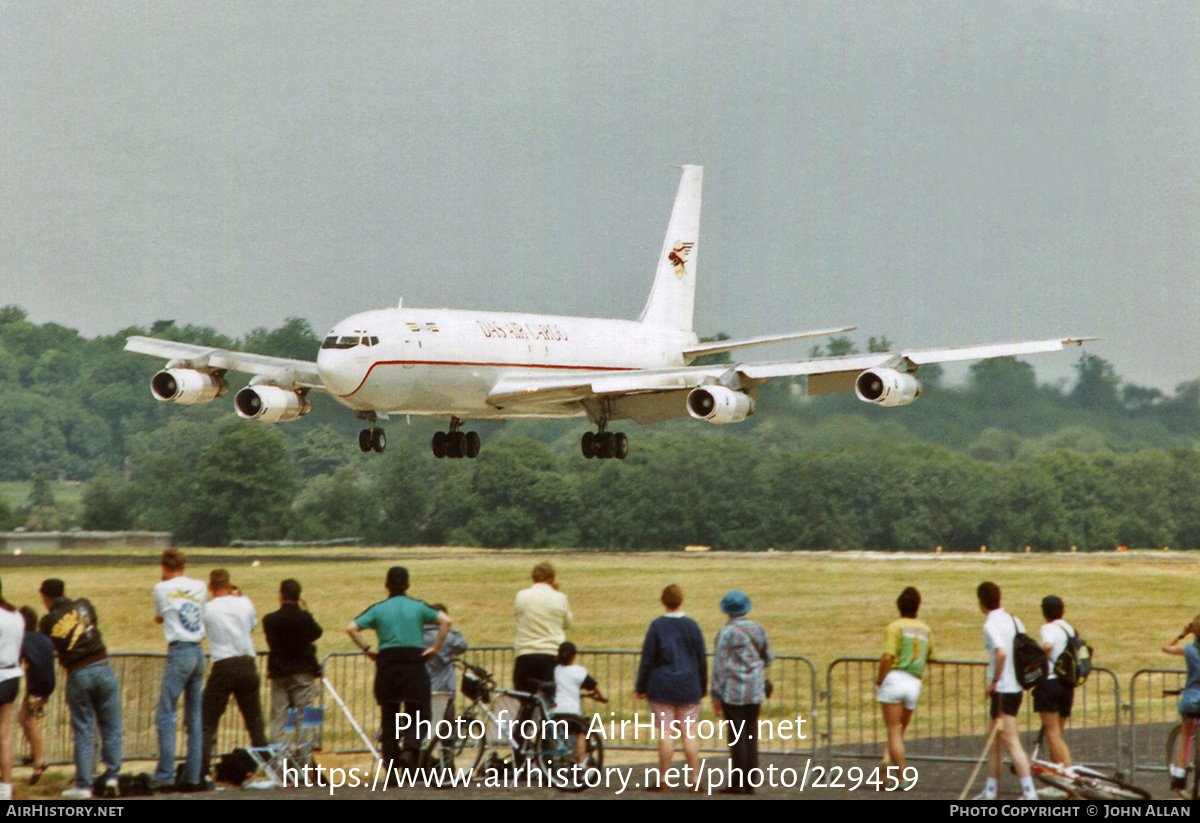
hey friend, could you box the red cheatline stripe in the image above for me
[336,360,640,397]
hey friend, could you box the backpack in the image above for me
[1051,623,1093,686]
[1011,616,1047,690]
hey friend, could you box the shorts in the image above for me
[877,670,922,711]
[990,691,1023,719]
[648,702,700,738]
[0,678,19,706]
[552,713,588,736]
[1032,677,1074,718]
[21,693,48,719]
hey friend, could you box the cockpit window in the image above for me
[369,336,379,346]
[321,335,362,349]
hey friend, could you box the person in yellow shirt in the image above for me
[876,586,933,774]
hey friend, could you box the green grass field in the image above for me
[3,547,1196,676]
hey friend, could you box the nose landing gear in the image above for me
[358,426,386,453]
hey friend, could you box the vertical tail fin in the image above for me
[638,165,702,332]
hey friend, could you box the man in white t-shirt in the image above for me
[1034,595,1075,767]
[975,581,1037,801]
[152,548,207,791]
[199,569,268,782]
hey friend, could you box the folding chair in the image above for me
[244,706,324,789]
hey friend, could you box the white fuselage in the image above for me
[316,308,698,420]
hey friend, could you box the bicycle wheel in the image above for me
[1031,761,1077,797]
[584,727,603,771]
[1072,772,1151,801]
[536,713,587,792]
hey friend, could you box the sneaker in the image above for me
[0,784,12,801]
[1022,790,1040,800]
[1171,775,1188,799]
[971,788,997,800]
[147,779,175,794]
[62,786,93,800]
[104,777,120,798]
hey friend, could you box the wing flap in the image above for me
[682,325,856,359]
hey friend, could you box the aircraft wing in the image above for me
[124,336,325,391]
[485,336,1092,419]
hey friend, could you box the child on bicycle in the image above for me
[1162,614,1200,798]
[553,642,603,765]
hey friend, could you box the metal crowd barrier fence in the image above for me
[824,658,1122,771]
[26,650,1151,776]
[30,653,287,767]
[320,646,820,758]
[1127,668,1188,781]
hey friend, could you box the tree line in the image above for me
[1,305,1198,549]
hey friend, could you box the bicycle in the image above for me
[418,688,464,773]
[1163,688,1200,800]
[454,663,604,791]
[1028,726,1150,800]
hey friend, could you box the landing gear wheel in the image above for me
[613,432,628,460]
[447,431,466,459]
[596,432,615,459]
[370,428,386,453]
[465,431,481,459]
[358,430,372,453]
[581,432,595,459]
[431,431,447,459]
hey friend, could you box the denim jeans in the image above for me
[66,661,123,790]
[155,642,205,784]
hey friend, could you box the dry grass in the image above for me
[4,547,1197,675]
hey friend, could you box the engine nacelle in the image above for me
[854,368,921,407]
[686,386,757,424]
[150,369,228,405]
[234,385,312,423]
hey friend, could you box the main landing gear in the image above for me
[358,427,386,453]
[432,417,480,459]
[581,426,628,460]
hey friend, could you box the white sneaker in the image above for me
[0,783,12,801]
[971,788,997,800]
[61,786,93,799]
[1037,786,1069,799]
[1023,791,1040,800]
[105,776,120,798]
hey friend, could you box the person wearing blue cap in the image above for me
[712,590,772,795]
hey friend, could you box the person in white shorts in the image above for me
[876,586,933,772]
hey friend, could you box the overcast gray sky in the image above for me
[2,1,1196,390]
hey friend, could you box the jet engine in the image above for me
[234,385,312,423]
[854,368,921,407]
[150,369,228,405]
[686,386,757,424]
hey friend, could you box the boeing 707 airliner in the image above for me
[126,166,1090,459]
